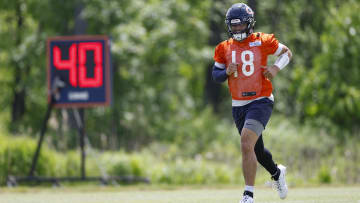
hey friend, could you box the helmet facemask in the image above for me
[227,18,255,41]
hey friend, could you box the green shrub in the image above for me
[317,165,331,184]
[108,154,146,177]
[109,158,132,176]
[214,166,231,184]
[64,151,81,177]
[0,114,359,187]
[130,157,144,177]
[0,135,58,185]
[149,158,236,185]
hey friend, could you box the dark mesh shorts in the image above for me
[232,98,274,136]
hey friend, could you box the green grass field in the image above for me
[0,186,359,203]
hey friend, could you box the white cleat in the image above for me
[273,164,288,199]
[239,195,254,203]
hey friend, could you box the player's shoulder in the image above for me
[215,39,233,50]
[254,32,277,42]
[217,39,233,46]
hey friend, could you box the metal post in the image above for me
[28,98,54,177]
[73,108,86,180]
[29,77,64,177]
[79,109,86,180]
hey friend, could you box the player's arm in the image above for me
[212,61,238,83]
[212,62,228,83]
[262,43,292,80]
[212,42,240,83]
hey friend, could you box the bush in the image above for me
[0,135,58,184]
[317,165,331,184]
[108,153,146,177]
[0,114,359,186]
[63,151,81,177]
[148,157,235,185]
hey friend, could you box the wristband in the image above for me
[274,52,290,70]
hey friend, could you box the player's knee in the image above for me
[241,128,257,154]
[241,141,253,154]
[241,135,254,154]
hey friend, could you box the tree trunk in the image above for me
[11,0,26,126]
[270,0,281,33]
[204,0,226,113]
[74,0,87,35]
[248,0,257,15]
[110,59,120,150]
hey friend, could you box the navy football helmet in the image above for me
[225,3,256,41]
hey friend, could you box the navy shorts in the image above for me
[232,98,274,135]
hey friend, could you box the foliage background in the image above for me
[0,0,359,185]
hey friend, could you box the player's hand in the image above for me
[226,63,238,76]
[261,65,280,80]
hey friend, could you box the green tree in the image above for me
[296,0,360,133]
[0,0,214,150]
[82,0,212,149]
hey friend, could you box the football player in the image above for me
[212,3,292,203]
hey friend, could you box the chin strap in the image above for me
[233,33,248,41]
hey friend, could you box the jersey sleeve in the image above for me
[262,33,279,55]
[213,43,226,64]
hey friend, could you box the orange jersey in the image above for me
[213,32,279,100]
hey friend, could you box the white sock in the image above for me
[244,185,254,193]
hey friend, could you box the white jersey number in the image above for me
[231,50,255,77]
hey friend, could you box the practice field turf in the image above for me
[0,186,359,203]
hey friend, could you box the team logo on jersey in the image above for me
[249,41,261,47]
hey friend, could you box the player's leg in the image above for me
[247,99,278,177]
[240,98,273,200]
[233,106,255,202]
[240,126,259,196]
[233,103,270,202]
[254,135,279,177]
[238,118,264,203]
[254,135,288,199]
[249,99,288,199]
